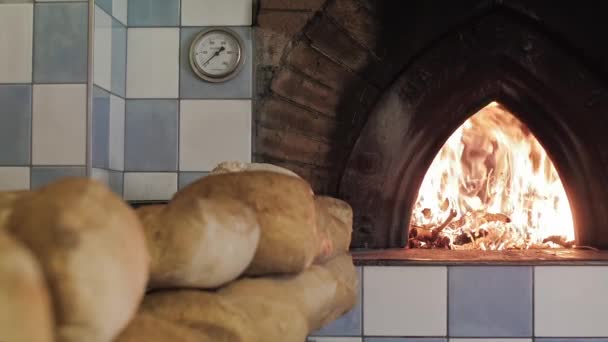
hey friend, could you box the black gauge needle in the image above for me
[202,46,225,66]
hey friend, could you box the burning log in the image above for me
[454,228,489,246]
[483,213,511,223]
[542,235,574,248]
[408,211,456,249]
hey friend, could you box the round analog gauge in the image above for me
[189,28,245,83]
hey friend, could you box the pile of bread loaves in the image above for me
[0,161,357,342]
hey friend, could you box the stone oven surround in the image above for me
[255,1,608,250]
[340,13,608,249]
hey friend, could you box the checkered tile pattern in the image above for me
[309,266,608,341]
[0,1,88,191]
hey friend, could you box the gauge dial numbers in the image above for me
[189,28,245,83]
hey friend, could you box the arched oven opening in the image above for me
[340,13,608,255]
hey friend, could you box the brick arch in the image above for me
[253,0,501,193]
[340,12,608,248]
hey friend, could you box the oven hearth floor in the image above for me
[352,248,608,265]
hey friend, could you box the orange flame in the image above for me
[410,102,575,249]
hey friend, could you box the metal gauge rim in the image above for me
[189,27,246,83]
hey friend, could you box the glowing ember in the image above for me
[409,102,575,250]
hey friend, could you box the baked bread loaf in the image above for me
[114,313,208,342]
[8,178,149,342]
[139,254,357,341]
[314,196,353,263]
[211,160,301,178]
[176,171,318,276]
[221,254,357,331]
[0,231,53,342]
[137,195,260,289]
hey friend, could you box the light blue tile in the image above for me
[311,267,362,336]
[95,0,111,15]
[34,2,88,83]
[0,85,31,165]
[365,339,447,342]
[111,18,126,97]
[125,100,178,172]
[92,86,109,168]
[180,27,252,99]
[128,0,179,27]
[178,172,208,189]
[31,166,86,189]
[108,170,123,196]
[449,266,533,337]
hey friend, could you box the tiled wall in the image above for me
[0,0,252,198]
[309,265,608,341]
[0,0,89,191]
[92,0,127,194]
[115,0,253,201]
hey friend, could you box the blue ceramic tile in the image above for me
[0,85,31,165]
[92,86,110,165]
[178,172,208,189]
[180,27,252,99]
[449,266,533,337]
[34,2,88,83]
[111,18,126,97]
[96,0,112,15]
[31,166,86,189]
[128,0,179,27]
[311,267,362,336]
[108,170,123,196]
[92,86,110,168]
[125,100,178,172]
[365,339,447,342]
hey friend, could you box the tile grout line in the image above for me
[176,0,182,189]
[532,266,535,339]
[86,0,94,177]
[361,265,364,339]
[446,265,450,339]
[30,1,36,189]
[122,10,129,199]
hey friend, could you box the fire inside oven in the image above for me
[408,102,575,250]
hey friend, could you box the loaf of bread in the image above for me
[221,254,358,331]
[176,171,318,276]
[314,196,353,263]
[137,195,260,289]
[0,231,53,342]
[139,254,357,341]
[8,178,149,342]
[0,190,27,229]
[211,160,301,178]
[114,313,208,342]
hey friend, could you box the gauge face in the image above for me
[189,29,245,82]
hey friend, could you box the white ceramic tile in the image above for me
[180,100,252,171]
[109,95,124,171]
[535,266,608,336]
[91,167,110,185]
[32,84,86,165]
[126,28,179,98]
[112,0,127,25]
[0,3,33,82]
[0,167,30,191]
[364,266,447,336]
[451,340,532,342]
[124,172,177,200]
[181,0,252,26]
[308,338,362,342]
[94,5,112,90]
